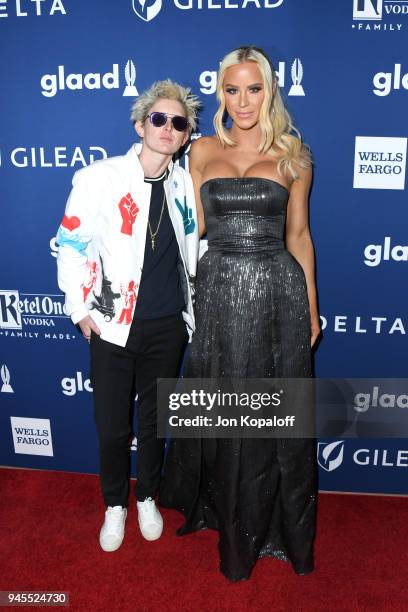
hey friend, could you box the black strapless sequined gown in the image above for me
[159,178,316,581]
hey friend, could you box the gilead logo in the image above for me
[353,448,408,467]
[174,0,284,8]
[10,146,107,168]
[317,440,345,471]
[132,0,162,21]
[364,237,408,266]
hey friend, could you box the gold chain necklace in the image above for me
[147,189,166,251]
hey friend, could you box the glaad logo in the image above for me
[353,137,407,190]
[10,417,54,457]
[40,60,138,98]
[130,436,138,451]
[0,290,75,341]
[364,237,408,266]
[1,364,14,393]
[61,372,93,396]
[123,60,138,96]
[317,440,345,472]
[354,386,408,412]
[0,0,66,18]
[132,0,162,21]
[288,59,304,96]
[200,58,305,96]
[373,64,408,97]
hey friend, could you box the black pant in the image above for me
[90,313,188,507]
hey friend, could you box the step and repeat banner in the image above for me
[1,0,407,494]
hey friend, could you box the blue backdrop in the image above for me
[1,0,407,494]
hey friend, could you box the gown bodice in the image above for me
[200,177,289,253]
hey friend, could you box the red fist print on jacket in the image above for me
[118,193,139,236]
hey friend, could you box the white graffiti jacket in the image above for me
[56,143,199,347]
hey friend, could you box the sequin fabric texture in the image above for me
[159,177,316,581]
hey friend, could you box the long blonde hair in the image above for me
[214,46,311,178]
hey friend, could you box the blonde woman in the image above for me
[160,47,319,581]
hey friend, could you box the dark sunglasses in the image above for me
[147,112,188,132]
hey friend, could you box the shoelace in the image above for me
[105,507,124,529]
[139,498,155,514]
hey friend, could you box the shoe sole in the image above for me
[99,534,125,552]
[139,529,163,541]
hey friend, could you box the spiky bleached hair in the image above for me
[130,79,200,131]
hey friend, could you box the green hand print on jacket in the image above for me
[175,196,196,235]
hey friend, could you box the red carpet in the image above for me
[1,468,407,611]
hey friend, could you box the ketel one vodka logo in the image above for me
[0,291,22,329]
[40,59,138,98]
[0,290,67,330]
[132,0,162,21]
[353,0,383,20]
[352,0,408,31]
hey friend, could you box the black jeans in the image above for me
[90,313,188,507]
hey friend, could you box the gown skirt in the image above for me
[159,177,317,581]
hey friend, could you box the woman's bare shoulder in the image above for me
[191,135,219,152]
[189,136,220,170]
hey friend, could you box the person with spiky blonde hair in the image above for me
[57,79,199,551]
[131,79,199,132]
[160,48,318,581]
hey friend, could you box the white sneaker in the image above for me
[137,497,163,541]
[99,506,127,552]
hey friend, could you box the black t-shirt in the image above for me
[132,173,185,320]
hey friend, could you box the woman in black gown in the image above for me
[159,46,320,581]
